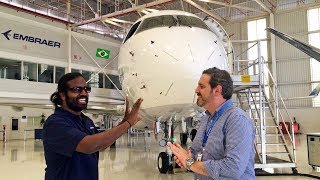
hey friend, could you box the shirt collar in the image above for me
[55,107,85,118]
[204,99,233,117]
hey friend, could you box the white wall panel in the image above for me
[71,32,120,72]
[276,59,310,83]
[282,108,320,133]
[223,9,312,107]
[223,21,249,65]
[0,11,67,62]
[275,9,312,107]
[0,6,121,73]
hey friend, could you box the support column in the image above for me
[269,13,278,122]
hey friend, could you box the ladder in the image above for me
[231,42,296,171]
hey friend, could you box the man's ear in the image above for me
[60,92,66,101]
[215,85,223,95]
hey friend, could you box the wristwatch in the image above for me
[186,157,195,171]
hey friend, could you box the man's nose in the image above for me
[195,87,199,93]
[79,89,88,95]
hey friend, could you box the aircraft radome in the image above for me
[118,9,233,173]
[118,10,232,128]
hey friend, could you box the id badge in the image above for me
[197,153,203,161]
[197,148,204,161]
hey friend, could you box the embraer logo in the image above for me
[1,29,61,48]
[2,30,11,40]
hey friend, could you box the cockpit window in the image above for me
[136,15,177,34]
[176,15,209,30]
[135,15,210,34]
[123,21,141,43]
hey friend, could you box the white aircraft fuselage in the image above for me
[118,10,229,129]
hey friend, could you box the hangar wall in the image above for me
[0,6,120,74]
[223,7,320,133]
[273,8,320,132]
[274,9,312,107]
[223,21,248,68]
[0,6,122,140]
[223,8,313,107]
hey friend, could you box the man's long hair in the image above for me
[202,67,233,100]
[50,72,84,107]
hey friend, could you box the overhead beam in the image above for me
[198,0,228,6]
[228,0,232,17]
[110,18,134,24]
[180,0,185,11]
[84,0,97,16]
[126,0,135,6]
[183,0,226,22]
[198,0,264,13]
[72,27,124,38]
[72,0,176,27]
[232,4,264,13]
[103,19,127,29]
[254,0,271,13]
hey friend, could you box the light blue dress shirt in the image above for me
[190,99,256,180]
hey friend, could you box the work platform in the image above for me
[232,72,296,171]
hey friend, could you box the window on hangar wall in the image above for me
[0,58,65,84]
[308,8,320,107]
[247,18,269,98]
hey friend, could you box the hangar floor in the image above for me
[0,133,319,180]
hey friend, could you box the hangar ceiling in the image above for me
[0,0,319,40]
[1,0,314,39]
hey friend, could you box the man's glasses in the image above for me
[68,86,91,93]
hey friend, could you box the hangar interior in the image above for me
[0,0,320,179]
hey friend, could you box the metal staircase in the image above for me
[231,41,296,171]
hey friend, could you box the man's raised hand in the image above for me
[124,96,143,126]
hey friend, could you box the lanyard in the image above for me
[202,100,233,147]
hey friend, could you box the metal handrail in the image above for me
[263,56,296,163]
[236,42,258,58]
[233,40,296,167]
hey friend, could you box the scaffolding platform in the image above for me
[254,155,296,169]
[231,42,297,172]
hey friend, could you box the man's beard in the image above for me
[196,93,205,107]
[196,90,213,107]
[66,94,88,112]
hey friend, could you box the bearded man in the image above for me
[43,72,143,180]
[168,67,255,180]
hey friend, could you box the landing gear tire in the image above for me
[180,133,188,145]
[190,129,197,142]
[158,152,170,174]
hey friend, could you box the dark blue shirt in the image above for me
[43,107,99,180]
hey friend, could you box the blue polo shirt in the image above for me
[43,107,99,180]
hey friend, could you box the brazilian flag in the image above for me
[96,48,110,59]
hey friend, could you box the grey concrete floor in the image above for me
[0,133,319,179]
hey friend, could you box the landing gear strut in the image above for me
[157,118,174,174]
[190,129,197,142]
[180,133,188,145]
[157,116,197,173]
